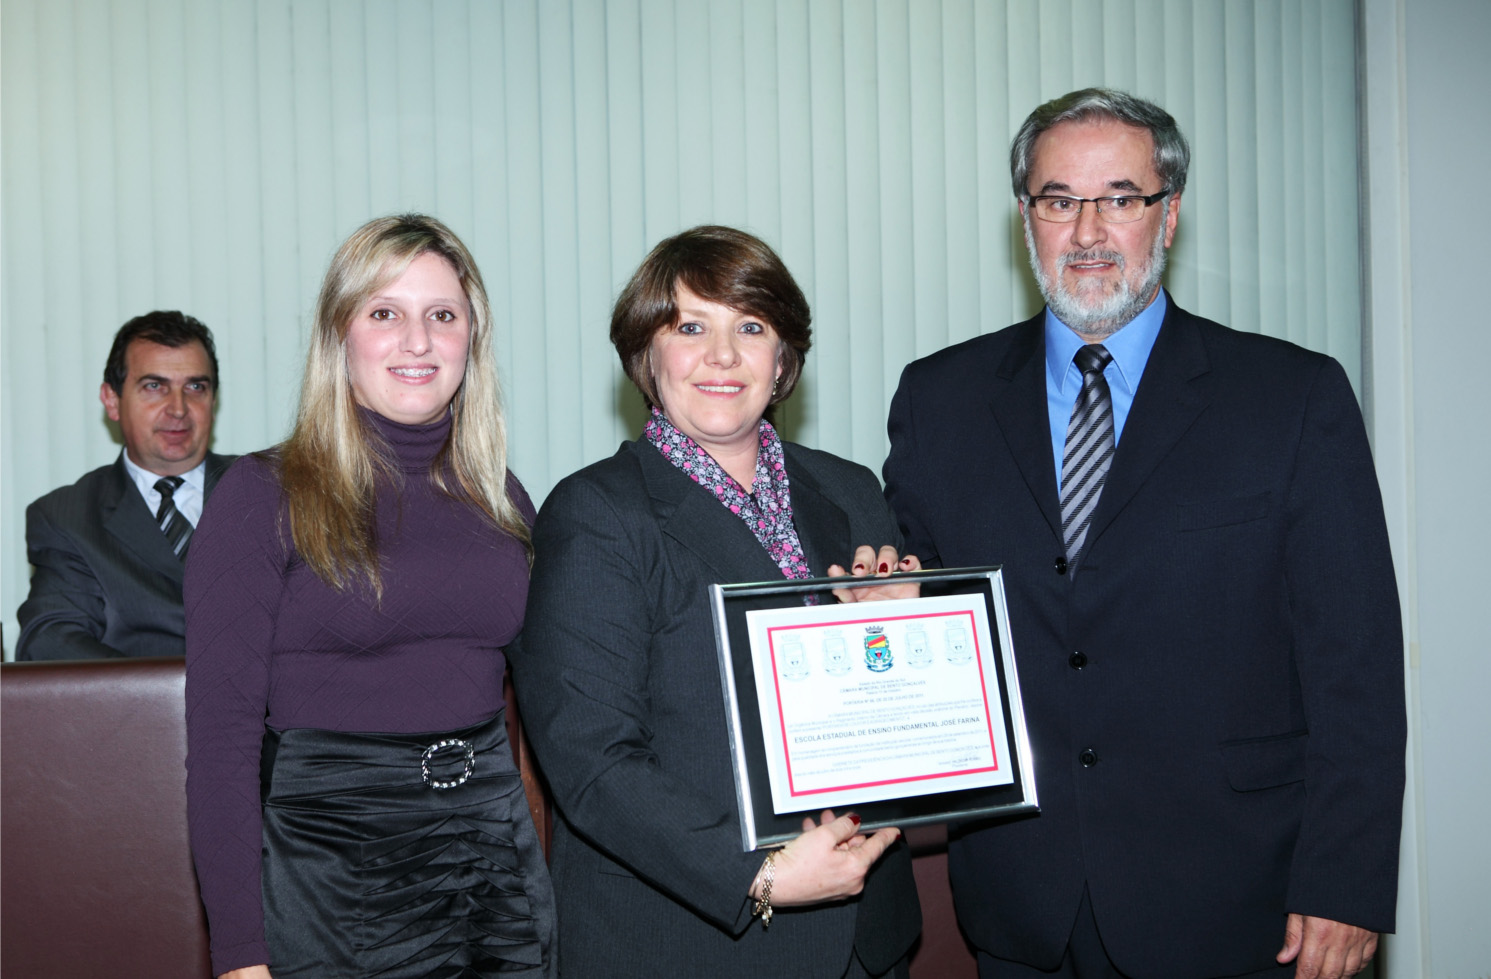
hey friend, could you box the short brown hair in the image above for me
[104,311,219,394]
[611,226,811,409]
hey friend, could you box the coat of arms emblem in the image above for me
[863,625,893,673]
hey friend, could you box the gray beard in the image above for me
[1023,213,1169,340]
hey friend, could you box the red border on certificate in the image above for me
[766,609,1002,798]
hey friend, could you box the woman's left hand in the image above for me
[827,545,921,603]
[753,810,901,907]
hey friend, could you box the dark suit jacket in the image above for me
[17,452,234,660]
[883,299,1405,979]
[510,438,920,978]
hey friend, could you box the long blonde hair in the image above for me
[279,213,530,595]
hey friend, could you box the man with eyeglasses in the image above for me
[884,89,1403,979]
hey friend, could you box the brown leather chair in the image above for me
[1,657,213,978]
[0,658,552,979]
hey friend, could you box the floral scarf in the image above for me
[644,407,814,583]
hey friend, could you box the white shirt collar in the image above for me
[121,451,208,524]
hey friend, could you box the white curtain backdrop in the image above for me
[1,0,1361,655]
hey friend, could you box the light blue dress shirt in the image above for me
[1045,290,1167,492]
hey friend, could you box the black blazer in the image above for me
[883,299,1405,978]
[17,452,234,660]
[511,438,920,978]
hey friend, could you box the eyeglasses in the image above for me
[1024,189,1170,224]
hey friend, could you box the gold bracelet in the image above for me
[752,850,777,927]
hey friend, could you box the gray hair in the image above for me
[1010,88,1190,199]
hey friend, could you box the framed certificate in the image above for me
[710,566,1037,850]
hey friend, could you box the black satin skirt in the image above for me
[260,712,556,978]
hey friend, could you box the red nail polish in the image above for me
[878,562,889,574]
[853,563,866,574]
[848,813,861,827]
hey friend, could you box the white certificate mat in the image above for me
[746,593,1014,814]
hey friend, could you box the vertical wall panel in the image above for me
[639,0,681,242]
[38,0,90,483]
[1100,0,1137,87]
[182,1,229,393]
[327,1,370,229]
[806,0,849,452]
[77,0,123,431]
[502,0,549,483]
[875,0,915,393]
[538,0,585,486]
[740,0,782,247]
[147,0,193,300]
[1280,2,1307,346]
[363,2,401,212]
[1223,1,1260,342]
[467,0,508,381]
[605,0,647,287]
[1159,0,1196,303]
[1,0,1364,654]
[1320,0,1361,387]
[109,0,156,316]
[291,0,337,297]
[1299,3,1327,357]
[842,0,883,463]
[972,3,1020,330]
[708,1,748,227]
[908,1,949,360]
[432,2,476,229]
[1189,3,1229,327]
[673,0,713,227]
[772,0,815,442]
[254,0,306,442]
[941,0,980,351]
[571,0,626,461]
[216,0,270,456]
[1254,2,1286,344]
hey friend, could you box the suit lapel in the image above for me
[203,451,231,497]
[987,316,1064,541]
[1085,300,1211,548]
[781,447,850,577]
[632,442,785,586]
[101,455,187,583]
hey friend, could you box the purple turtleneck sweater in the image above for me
[183,410,535,975]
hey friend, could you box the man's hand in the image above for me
[1277,913,1378,979]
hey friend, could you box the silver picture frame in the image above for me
[710,566,1038,851]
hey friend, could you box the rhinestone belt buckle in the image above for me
[421,738,476,790]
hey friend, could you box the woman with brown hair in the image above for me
[185,214,554,979]
[509,225,922,977]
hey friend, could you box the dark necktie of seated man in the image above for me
[154,476,192,559]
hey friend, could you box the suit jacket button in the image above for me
[1069,651,1087,670]
[1079,748,1098,768]
[1054,556,1068,575]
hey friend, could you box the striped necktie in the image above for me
[1060,344,1115,566]
[153,476,192,560]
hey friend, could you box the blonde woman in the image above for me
[185,214,554,979]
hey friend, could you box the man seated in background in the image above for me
[16,310,234,660]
